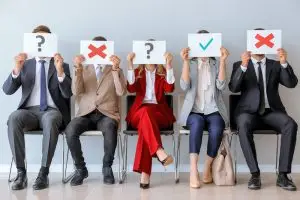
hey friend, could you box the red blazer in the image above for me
[126,68,176,125]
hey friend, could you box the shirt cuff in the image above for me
[127,70,135,85]
[281,63,288,68]
[57,73,66,83]
[240,65,247,72]
[11,72,20,79]
[166,68,175,84]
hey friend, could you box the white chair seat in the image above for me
[179,129,209,135]
[81,131,103,136]
[179,129,190,134]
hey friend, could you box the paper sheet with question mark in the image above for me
[132,41,166,64]
[23,33,58,57]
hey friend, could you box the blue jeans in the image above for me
[186,112,225,158]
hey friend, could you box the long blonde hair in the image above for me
[136,64,166,79]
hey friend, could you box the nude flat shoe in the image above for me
[202,168,213,184]
[190,171,201,188]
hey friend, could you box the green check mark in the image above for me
[199,38,214,51]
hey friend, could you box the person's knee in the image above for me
[188,115,204,131]
[285,117,298,135]
[42,111,63,128]
[8,110,25,126]
[140,106,153,117]
[236,113,253,132]
[102,118,118,133]
[65,119,81,140]
[209,128,224,141]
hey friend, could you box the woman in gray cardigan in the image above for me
[178,34,229,188]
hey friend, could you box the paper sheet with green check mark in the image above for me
[188,33,222,57]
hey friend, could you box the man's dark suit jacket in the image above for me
[2,58,72,127]
[229,58,298,115]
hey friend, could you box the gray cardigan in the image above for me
[178,59,229,128]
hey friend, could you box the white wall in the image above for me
[1,0,300,173]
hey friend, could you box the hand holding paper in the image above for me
[13,53,27,75]
[110,55,121,70]
[127,53,135,70]
[164,52,173,69]
[277,48,287,64]
[220,47,229,62]
[241,51,251,68]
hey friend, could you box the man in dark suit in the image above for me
[229,45,298,191]
[2,25,72,190]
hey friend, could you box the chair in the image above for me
[120,95,176,183]
[229,94,280,178]
[8,130,65,183]
[62,98,124,184]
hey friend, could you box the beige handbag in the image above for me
[212,130,235,186]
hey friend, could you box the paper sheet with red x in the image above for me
[247,30,282,55]
[80,41,114,64]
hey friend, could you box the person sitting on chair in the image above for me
[3,25,72,190]
[64,36,126,186]
[126,47,176,189]
[178,30,230,188]
[229,29,298,191]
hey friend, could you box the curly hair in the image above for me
[136,64,166,79]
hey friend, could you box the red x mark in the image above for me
[255,33,275,48]
[88,44,107,58]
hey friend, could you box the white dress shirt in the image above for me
[12,57,65,108]
[193,58,218,114]
[127,67,175,104]
[93,64,106,80]
[240,57,288,108]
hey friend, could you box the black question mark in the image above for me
[145,42,154,59]
[36,35,45,52]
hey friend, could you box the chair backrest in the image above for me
[229,94,277,133]
[126,95,173,131]
[229,94,240,131]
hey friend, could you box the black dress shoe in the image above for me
[140,183,150,189]
[248,175,261,190]
[33,171,49,190]
[70,167,89,186]
[11,170,27,190]
[103,167,115,185]
[277,173,297,191]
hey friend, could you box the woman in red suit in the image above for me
[126,51,176,189]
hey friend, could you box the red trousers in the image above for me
[130,104,171,175]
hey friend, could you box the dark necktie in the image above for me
[39,60,48,111]
[257,62,265,115]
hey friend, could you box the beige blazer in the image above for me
[72,65,127,122]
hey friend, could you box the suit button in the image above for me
[96,93,99,96]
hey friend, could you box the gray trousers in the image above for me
[7,106,63,168]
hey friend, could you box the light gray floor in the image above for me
[1,173,300,200]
